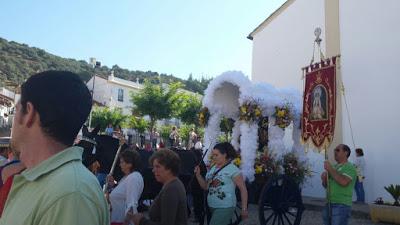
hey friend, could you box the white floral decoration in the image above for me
[239,122,258,182]
[230,120,241,151]
[203,113,221,165]
[202,70,303,181]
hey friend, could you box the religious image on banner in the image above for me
[301,57,337,150]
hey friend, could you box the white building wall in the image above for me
[251,0,327,199]
[87,75,142,116]
[339,0,400,202]
[251,0,400,202]
[0,88,15,100]
[87,76,109,106]
[251,0,326,90]
[108,83,139,115]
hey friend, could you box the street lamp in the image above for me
[88,58,101,129]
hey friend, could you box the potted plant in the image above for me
[369,184,400,224]
[384,184,400,206]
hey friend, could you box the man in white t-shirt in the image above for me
[194,137,203,150]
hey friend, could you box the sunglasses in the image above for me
[334,148,342,152]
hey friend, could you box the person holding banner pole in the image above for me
[321,144,357,225]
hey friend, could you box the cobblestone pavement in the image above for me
[187,204,391,225]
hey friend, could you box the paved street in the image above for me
[187,203,391,225]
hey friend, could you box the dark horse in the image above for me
[75,125,127,187]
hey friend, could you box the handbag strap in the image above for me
[210,160,232,181]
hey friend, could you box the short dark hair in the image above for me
[355,148,364,156]
[340,144,351,158]
[20,71,92,146]
[120,149,141,172]
[213,142,237,160]
[149,149,180,176]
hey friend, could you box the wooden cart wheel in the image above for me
[258,175,304,225]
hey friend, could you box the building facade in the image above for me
[249,0,400,202]
[86,72,142,115]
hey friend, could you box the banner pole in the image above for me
[325,148,332,225]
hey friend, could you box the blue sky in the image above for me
[0,0,286,80]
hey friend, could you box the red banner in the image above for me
[301,57,337,150]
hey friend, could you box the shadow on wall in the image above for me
[301,150,326,199]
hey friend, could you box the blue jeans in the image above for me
[354,179,365,202]
[96,172,107,189]
[323,203,351,225]
[152,139,157,149]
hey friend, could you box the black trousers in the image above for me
[192,188,205,224]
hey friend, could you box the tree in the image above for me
[91,107,128,132]
[173,92,202,126]
[0,37,210,93]
[131,81,182,135]
[127,116,149,134]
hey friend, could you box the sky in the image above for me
[0,0,287,80]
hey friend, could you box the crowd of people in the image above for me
[0,70,250,225]
[0,70,367,225]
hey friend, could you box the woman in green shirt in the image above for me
[195,142,248,225]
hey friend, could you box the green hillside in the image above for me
[0,37,210,94]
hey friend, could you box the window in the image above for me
[118,88,124,102]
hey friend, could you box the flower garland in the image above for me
[273,103,293,129]
[280,152,312,185]
[233,150,279,176]
[239,102,262,122]
[256,149,280,177]
[234,150,312,185]
[198,107,210,127]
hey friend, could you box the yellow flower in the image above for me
[233,158,241,166]
[255,165,263,174]
[277,110,285,117]
[255,108,261,117]
[240,106,247,114]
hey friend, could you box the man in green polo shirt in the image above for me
[0,71,109,225]
[321,144,356,225]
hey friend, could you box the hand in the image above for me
[321,171,327,182]
[104,193,112,211]
[119,137,126,145]
[106,175,115,187]
[123,207,134,225]
[194,166,201,176]
[241,208,249,219]
[324,161,333,173]
[127,212,144,225]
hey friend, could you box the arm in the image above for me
[194,166,208,190]
[324,161,352,187]
[123,173,144,224]
[321,172,327,188]
[233,174,248,219]
[2,162,25,183]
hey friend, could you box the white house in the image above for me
[86,71,143,115]
[248,0,400,202]
[0,87,16,129]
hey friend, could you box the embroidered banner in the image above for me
[301,57,337,150]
